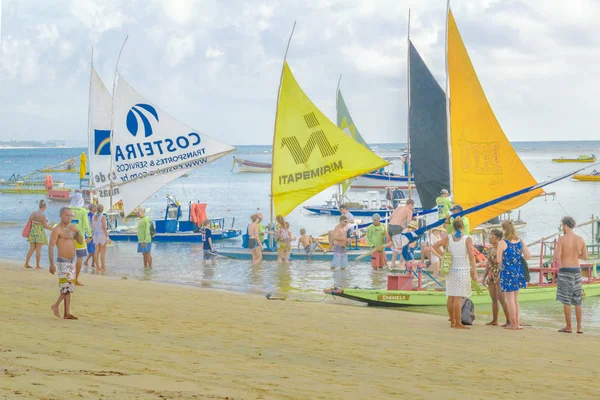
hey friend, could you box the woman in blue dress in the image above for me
[497,221,532,330]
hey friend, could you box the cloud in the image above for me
[205,46,223,59]
[166,32,196,67]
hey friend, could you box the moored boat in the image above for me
[231,156,272,173]
[552,154,596,163]
[573,171,600,181]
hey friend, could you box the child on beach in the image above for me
[298,228,327,260]
[201,219,216,265]
[275,216,292,263]
[331,216,352,271]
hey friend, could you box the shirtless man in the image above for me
[48,207,84,320]
[553,216,588,334]
[331,216,352,270]
[387,199,415,266]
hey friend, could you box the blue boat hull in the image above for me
[109,229,242,243]
[303,206,394,217]
[217,247,420,262]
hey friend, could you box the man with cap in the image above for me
[445,205,470,236]
[69,192,91,286]
[366,213,387,268]
[436,189,452,220]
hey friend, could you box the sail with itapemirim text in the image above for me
[447,9,541,229]
[272,62,388,217]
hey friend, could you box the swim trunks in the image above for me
[248,238,260,250]
[76,248,87,258]
[388,224,403,237]
[137,242,152,253]
[556,267,583,306]
[304,242,317,255]
[332,244,348,269]
[56,256,75,294]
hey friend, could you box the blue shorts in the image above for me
[137,242,152,253]
[76,248,87,258]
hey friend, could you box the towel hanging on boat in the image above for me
[190,203,207,226]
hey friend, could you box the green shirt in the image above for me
[69,206,91,250]
[436,196,452,220]
[366,224,386,248]
[137,216,151,243]
[446,216,470,236]
[258,223,266,244]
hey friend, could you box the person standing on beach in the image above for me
[24,200,52,269]
[83,204,97,269]
[257,212,266,248]
[201,219,217,266]
[136,208,152,268]
[274,215,291,264]
[48,207,84,319]
[436,189,452,220]
[482,229,510,327]
[497,221,531,330]
[388,199,414,267]
[432,217,477,329]
[92,204,108,271]
[331,216,352,271]
[69,193,91,286]
[553,216,588,334]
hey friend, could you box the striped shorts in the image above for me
[556,268,582,306]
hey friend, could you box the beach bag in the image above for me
[242,226,249,249]
[150,222,156,240]
[461,297,475,325]
[521,256,530,284]
[440,250,452,278]
[22,219,32,238]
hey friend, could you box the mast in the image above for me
[445,1,453,196]
[87,47,94,195]
[336,73,343,203]
[270,22,296,229]
[406,9,412,199]
[108,35,129,211]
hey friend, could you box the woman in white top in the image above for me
[92,204,109,271]
[432,217,477,329]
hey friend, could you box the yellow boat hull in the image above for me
[552,158,596,163]
[0,188,48,194]
[573,174,600,182]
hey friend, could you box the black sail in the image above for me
[408,40,450,210]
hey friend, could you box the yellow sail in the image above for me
[272,62,388,217]
[447,9,541,228]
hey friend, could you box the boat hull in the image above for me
[303,205,394,217]
[217,247,419,262]
[109,229,242,243]
[572,174,600,182]
[552,158,596,163]
[327,283,600,306]
[351,174,413,189]
[237,165,271,173]
[0,188,48,194]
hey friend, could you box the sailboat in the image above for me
[303,83,406,217]
[219,29,389,261]
[326,7,591,305]
[87,54,241,243]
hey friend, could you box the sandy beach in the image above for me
[1,261,600,399]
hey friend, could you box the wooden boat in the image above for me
[573,171,600,181]
[231,157,272,173]
[351,172,412,189]
[552,154,596,163]
[217,247,418,262]
[40,156,79,173]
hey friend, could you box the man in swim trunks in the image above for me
[48,207,84,319]
[69,192,91,286]
[388,199,415,266]
[339,204,357,246]
[331,216,352,270]
[554,216,588,334]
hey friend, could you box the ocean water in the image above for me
[3,142,600,331]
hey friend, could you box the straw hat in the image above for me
[432,226,446,232]
[408,220,419,230]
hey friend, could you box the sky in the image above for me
[0,0,598,146]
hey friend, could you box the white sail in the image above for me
[88,66,122,210]
[107,74,236,216]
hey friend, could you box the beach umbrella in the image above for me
[79,152,87,179]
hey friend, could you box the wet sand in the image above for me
[1,260,599,399]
